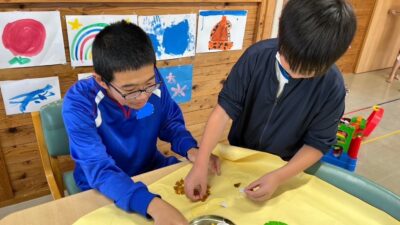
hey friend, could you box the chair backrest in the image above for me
[32,99,74,199]
[40,100,70,157]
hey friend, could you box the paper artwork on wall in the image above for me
[139,14,196,61]
[196,10,248,53]
[0,11,66,69]
[66,15,138,67]
[158,65,193,104]
[0,76,61,115]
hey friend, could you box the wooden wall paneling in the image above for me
[0,141,14,202]
[335,0,377,74]
[355,0,400,73]
[254,0,268,42]
[261,0,276,39]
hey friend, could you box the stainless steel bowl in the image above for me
[189,215,235,225]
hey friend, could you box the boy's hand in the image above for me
[147,197,188,225]
[244,172,282,202]
[187,148,221,175]
[184,163,210,201]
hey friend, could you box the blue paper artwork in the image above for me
[158,65,193,104]
[9,84,55,113]
[139,14,197,60]
[0,76,61,115]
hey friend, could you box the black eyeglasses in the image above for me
[107,81,162,100]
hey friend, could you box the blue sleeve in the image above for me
[157,81,198,157]
[62,86,156,217]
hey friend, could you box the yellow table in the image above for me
[0,162,188,225]
[1,144,399,225]
[74,144,399,225]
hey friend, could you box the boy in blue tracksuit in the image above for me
[63,21,210,225]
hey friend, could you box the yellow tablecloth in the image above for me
[74,144,399,225]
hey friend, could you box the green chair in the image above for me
[306,162,400,220]
[32,99,80,200]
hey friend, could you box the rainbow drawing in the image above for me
[66,15,138,67]
[70,23,107,64]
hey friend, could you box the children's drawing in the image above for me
[208,15,233,51]
[0,76,61,115]
[139,14,196,61]
[196,10,248,53]
[66,15,138,67]
[9,84,55,112]
[158,65,193,104]
[0,11,66,69]
[3,19,45,65]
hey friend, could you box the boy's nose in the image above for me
[134,91,150,101]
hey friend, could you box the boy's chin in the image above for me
[127,101,146,109]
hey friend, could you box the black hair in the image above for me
[92,20,156,82]
[278,0,357,76]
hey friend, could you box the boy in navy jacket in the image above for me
[185,0,357,203]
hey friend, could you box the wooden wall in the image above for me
[336,0,376,73]
[0,0,375,207]
[263,0,377,74]
[355,0,400,73]
[0,0,267,207]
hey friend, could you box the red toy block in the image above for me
[363,106,384,138]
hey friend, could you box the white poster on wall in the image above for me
[0,76,61,115]
[0,11,66,69]
[66,15,138,67]
[196,10,247,53]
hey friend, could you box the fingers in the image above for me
[245,186,270,202]
[245,186,264,197]
[184,178,206,201]
[209,155,221,176]
[191,183,207,201]
[244,182,270,201]
[244,180,260,192]
[199,183,207,198]
[247,192,270,202]
[213,157,221,175]
[184,177,196,200]
[184,183,201,201]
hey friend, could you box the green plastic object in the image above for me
[264,221,288,225]
[336,123,355,153]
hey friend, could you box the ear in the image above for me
[93,73,109,90]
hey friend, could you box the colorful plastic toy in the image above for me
[322,106,384,171]
[363,106,384,137]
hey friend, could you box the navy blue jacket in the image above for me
[219,39,345,159]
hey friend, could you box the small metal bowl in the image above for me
[189,215,235,225]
